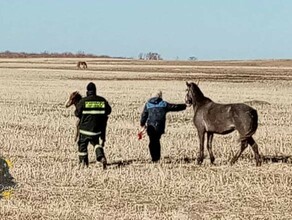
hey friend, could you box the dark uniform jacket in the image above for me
[140,97,186,134]
[75,91,111,139]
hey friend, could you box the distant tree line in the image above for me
[0,50,129,59]
[138,52,198,61]
[0,50,198,60]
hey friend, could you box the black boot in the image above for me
[79,156,89,168]
[95,146,107,169]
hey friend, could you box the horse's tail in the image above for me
[246,108,258,137]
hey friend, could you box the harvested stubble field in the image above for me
[0,58,292,219]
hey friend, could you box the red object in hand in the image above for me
[138,132,143,140]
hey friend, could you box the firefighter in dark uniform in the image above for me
[140,91,187,162]
[75,82,111,168]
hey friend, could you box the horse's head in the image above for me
[65,91,82,108]
[185,81,202,107]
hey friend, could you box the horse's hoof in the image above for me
[210,158,215,164]
[100,157,107,170]
[197,160,203,165]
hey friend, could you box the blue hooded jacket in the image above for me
[140,97,186,134]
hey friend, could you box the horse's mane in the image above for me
[74,92,82,102]
[190,83,206,102]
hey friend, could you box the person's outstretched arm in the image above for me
[166,102,187,112]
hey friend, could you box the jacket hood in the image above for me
[86,90,96,96]
[148,97,163,104]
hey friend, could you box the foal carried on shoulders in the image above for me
[65,91,82,142]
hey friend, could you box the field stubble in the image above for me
[0,58,292,219]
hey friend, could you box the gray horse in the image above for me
[185,82,261,166]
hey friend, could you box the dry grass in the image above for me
[0,58,292,219]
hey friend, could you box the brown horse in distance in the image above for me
[77,61,87,69]
[185,82,261,166]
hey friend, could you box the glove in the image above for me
[138,131,143,140]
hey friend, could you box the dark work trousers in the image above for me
[78,134,105,166]
[146,125,162,162]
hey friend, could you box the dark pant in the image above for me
[78,134,105,166]
[146,125,162,162]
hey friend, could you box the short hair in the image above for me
[152,90,162,98]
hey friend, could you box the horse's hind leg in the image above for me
[247,137,261,166]
[230,139,248,165]
[206,132,215,164]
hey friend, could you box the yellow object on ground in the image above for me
[0,157,15,200]
[1,189,13,199]
[5,159,13,168]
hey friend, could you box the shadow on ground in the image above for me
[262,155,292,164]
[89,154,292,169]
[0,158,16,200]
[91,156,198,169]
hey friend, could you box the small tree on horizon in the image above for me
[138,52,163,60]
[189,56,198,61]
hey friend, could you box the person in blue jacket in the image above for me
[140,91,187,162]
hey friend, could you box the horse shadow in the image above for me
[0,158,16,200]
[261,155,292,164]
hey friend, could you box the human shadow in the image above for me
[0,158,16,200]
[91,156,198,169]
[262,155,292,164]
[90,158,148,168]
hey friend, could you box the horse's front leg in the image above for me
[206,132,215,164]
[74,119,80,142]
[197,130,205,165]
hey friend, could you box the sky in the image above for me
[0,0,292,60]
